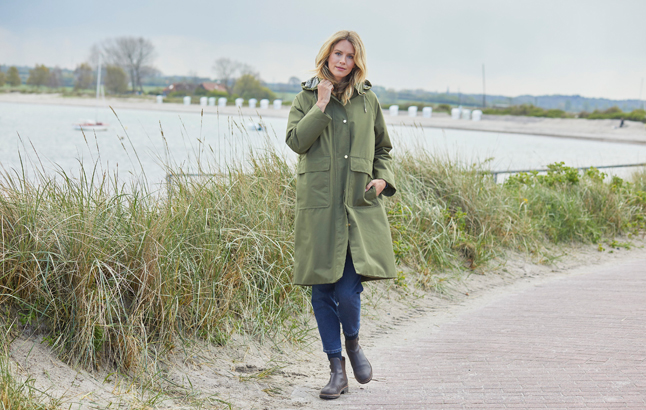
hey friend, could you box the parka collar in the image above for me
[301,76,372,96]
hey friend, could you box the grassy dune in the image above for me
[1,137,645,386]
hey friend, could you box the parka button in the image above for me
[343,119,347,123]
[344,155,348,159]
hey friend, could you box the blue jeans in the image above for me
[311,252,364,355]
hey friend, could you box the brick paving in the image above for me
[324,260,646,409]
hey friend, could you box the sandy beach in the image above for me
[2,92,646,145]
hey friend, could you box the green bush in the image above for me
[483,104,570,118]
[104,65,128,94]
[26,65,50,88]
[232,74,275,100]
[193,88,228,98]
[436,103,452,113]
[7,67,22,87]
[583,106,646,122]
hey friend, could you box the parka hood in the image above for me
[301,76,372,95]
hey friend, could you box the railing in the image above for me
[165,162,646,190]
[489,162,646,183]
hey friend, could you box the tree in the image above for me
[233,74,276,100]
[27,64,50,87]
[213,58,241,94]
[0,71,5,87]
[87,43,103,69]
[105,65,128,94]
[7,66,21,86]
[239,63,259,78]
[48,67,63,88]
[74,63,94,90]
[102,36,156,93]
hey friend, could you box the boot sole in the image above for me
[356,370,373,384]
[319,386,348,399]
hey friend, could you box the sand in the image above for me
[2,92,645,146]
[7,239,646,409]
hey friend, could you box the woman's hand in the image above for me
[316,79,333,112]
[366,179,387,196]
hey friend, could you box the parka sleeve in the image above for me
[285,93,332,155]
[373,102,397,197]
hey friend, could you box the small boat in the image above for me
[74,120,109,132]
[74,55,108,132]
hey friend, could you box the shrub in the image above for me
[584,107,646,122]
[105,65,128,94]
[26,64,50,88]
[232,74,275,100]
[436,103,452,113]
[193,88,228,98]
[6,66,22,87]
[74,63,94,90]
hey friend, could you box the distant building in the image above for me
[196,82,227,93]
[162,82,195,95]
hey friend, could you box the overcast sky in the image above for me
[1,0,644,100]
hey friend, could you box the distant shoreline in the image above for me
[2,92,646,145]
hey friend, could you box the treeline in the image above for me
[0,37,154,95]
[0,63,133,95]
[483,105,571,118]
[482,104,646,122]
[0,66,23,87]
[580,106,646,122]
[371,86,645,113]
[1,40,278,102]
[160,58,276,101]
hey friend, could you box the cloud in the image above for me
[151,35,313,82]
[1,0,646,100]
[0,27,89,68]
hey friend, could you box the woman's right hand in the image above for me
[316,79,333,112]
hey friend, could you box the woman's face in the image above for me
[327,39,356,82]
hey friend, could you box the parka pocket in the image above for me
[349,157,378,208]
[296,156,330,209]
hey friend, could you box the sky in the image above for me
[1,0,645,100]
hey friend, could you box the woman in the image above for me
[285,30,397,400]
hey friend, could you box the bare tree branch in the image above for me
[212,58,241,94]
[102,37,157,93]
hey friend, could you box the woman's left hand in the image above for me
[365,179,387,196]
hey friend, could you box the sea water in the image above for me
[1,101,645,190]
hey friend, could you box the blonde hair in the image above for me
[314,30,367,105]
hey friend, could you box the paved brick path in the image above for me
[324,260,646,409]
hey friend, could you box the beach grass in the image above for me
[0,131,644,383]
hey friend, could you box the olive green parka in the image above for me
[286,77,397,286]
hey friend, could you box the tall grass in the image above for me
[1,138,644,375]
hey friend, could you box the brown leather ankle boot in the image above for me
[345,337,373,384]
[319,357,349,400]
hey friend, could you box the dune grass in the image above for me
[0,131,644,382]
